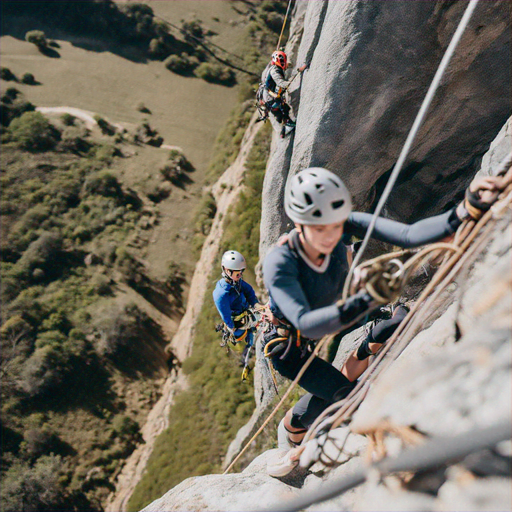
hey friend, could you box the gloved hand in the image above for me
[460,176,502,220]
[336,290,380,327]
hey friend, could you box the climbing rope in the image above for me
[304,155,512,449]
[262,420,511,512]
[343,0,480,301]
[223,0,505,477]
[276,0,294,51]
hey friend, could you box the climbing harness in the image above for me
[255,66,307,125]
[215,308,262,381]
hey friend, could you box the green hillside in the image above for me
[1,1,289,510]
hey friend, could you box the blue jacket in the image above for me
[213,278,258,330]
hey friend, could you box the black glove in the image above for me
[466,187,492,212]
[336,290,379,328]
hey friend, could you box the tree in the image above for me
[21,72,37,85]
[195,62,235,85]
[1,455,63,512]
[25,30,48,49]
[1,67,16,81]
[8,111,61,151]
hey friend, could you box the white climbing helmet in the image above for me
[285,168,352,225]
[221,250,246,271]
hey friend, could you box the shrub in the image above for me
[89,273,112,296]
[0,98,36,127]
[159,163,192,187]
[181,19,204,41]
[84,171,123,198]
[137,102,151,114]
[59,126,91,154]
[1,455,63,512]
[93,115,116,136]
[148,36,175,59]
[21,72,36,85]
[23,428,62,459]
[8,111,61,151]
[25,30,48,48]
[60,112,76,126]
[146,181,172,203]
[91,301,148,357]
[19,342,70,396]
[1,67,16,81]
[94,142,120,161]
[16,232,63,279]
[5,87,20,100]
[194,192,217,236]
[195,62,235,85]
[164,53,199,75]
[260,11,284,32]
[112,414,141,440]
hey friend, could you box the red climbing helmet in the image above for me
[271,50,288,70]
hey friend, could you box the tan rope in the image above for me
[276,0,293,51]
[222,334,330,474]
[305,179,512,444]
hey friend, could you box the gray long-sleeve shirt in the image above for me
[263,208,461,339]
[262,64,290,103]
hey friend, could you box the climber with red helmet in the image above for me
[258,50,307,138]
[262,168,501,477]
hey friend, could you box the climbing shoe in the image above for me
[280,121,296,139]
[241,365,251,382]
[267,448,300,477]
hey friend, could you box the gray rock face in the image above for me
[141,450,299,512]
[140,3,511,510]
[260,0,511,257]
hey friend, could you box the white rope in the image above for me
[343,0,480,300]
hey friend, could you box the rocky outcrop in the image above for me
[260,0,511,257]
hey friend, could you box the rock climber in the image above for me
[262,167,502,476]
[259,50,307,138]
[213,250,259,366]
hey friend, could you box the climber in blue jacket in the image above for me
[262,167,501,477]
[213,250,259,358]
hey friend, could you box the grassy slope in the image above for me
[0,3,253,509]
[127,122,273,512]
[1,1,289,509]
[0,35,234,174]
[0,1,252,283]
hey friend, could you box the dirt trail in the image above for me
[105,113,261,512]
[36,106,120,130]
[171,113,262,361]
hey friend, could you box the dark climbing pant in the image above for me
[266,100,290,124]
[271,308,407,430]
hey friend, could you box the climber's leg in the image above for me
[343,305,409,381]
